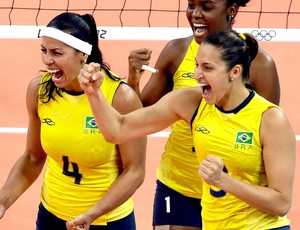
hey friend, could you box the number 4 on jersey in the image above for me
[62,156,82,184]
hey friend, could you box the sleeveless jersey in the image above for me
[192,90,290,229]
[38,72,133,225]
[156,38,202,198]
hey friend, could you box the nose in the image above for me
[192,6,203,18]
[194,70,204,82]
[42,53,54,65]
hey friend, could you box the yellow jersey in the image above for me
[192,89,290,229]
[156,38,203,198]
[38,72,133,225]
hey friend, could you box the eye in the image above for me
[41,48,46,53]
[203,64,213,72]
[53,51,63,56]
[202,3,213,12]
[188,1,195,10]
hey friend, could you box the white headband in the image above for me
[40,27,92,55]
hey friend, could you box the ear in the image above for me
[230,64,242,80]
[227,3,239,20]
[80,53,88,63]
[81,53,88,59]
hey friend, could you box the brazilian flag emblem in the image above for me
[235,131,253,145]
[85,116,98,129]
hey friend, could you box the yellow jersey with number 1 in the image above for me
[156,38,202,198]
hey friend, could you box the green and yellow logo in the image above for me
[235,131,253,145]
[85,116,98,129]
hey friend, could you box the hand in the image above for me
[198,155,224,187]
[128,48,152,84]
[66,214,92,230]
[78,62,104,95]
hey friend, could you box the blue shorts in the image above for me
[152,180,202,227]
[36,203,136,230]
[270,226,290,230]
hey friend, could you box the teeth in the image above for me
[47,69,59,74]
[199,83,207,87]
[194,23,206,27]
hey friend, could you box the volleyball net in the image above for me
[0,0,299,41]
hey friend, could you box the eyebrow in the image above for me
[40,44,63,51]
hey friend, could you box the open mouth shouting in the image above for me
[199,83,211,97]
[47,69,64,85]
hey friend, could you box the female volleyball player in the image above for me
[127,0,280,229]
[78,30,295,230]
[0,12,146,230]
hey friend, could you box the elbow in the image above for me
[102,133,124,144]
[138,170,146,187]
[133,168,146,189]
[269,199,292,217]
[103,135,119,144]
[274,203,291,217]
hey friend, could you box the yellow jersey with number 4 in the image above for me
[38,72,133,225]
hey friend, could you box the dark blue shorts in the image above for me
[36,203,136,230]
[152,180,202,227]
[271,226,290,230]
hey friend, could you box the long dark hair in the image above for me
[202,30,258,81]
[39,12,120,103]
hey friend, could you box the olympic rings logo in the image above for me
[182,72,194,79]
[251,30,276,41]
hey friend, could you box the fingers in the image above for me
[90,62,101,72]
[79,63,103,83]
[129,48,152,71]
[198,155,224,185]
[129,48,152,60]
[66,221,88,230]
[80,224,87,230]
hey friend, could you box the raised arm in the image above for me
[127,37,191,106]
[127,48,152,97]
[78,62,201,144]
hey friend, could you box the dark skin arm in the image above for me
[128,36,193,106]
[248,47,280,105]
[128,37,280,107]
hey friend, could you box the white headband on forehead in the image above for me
[40,27,92,55]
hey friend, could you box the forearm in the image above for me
[85,166,145,222]
[0,153,45,210]
[126,73,142,99]
[218,173,291,216]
